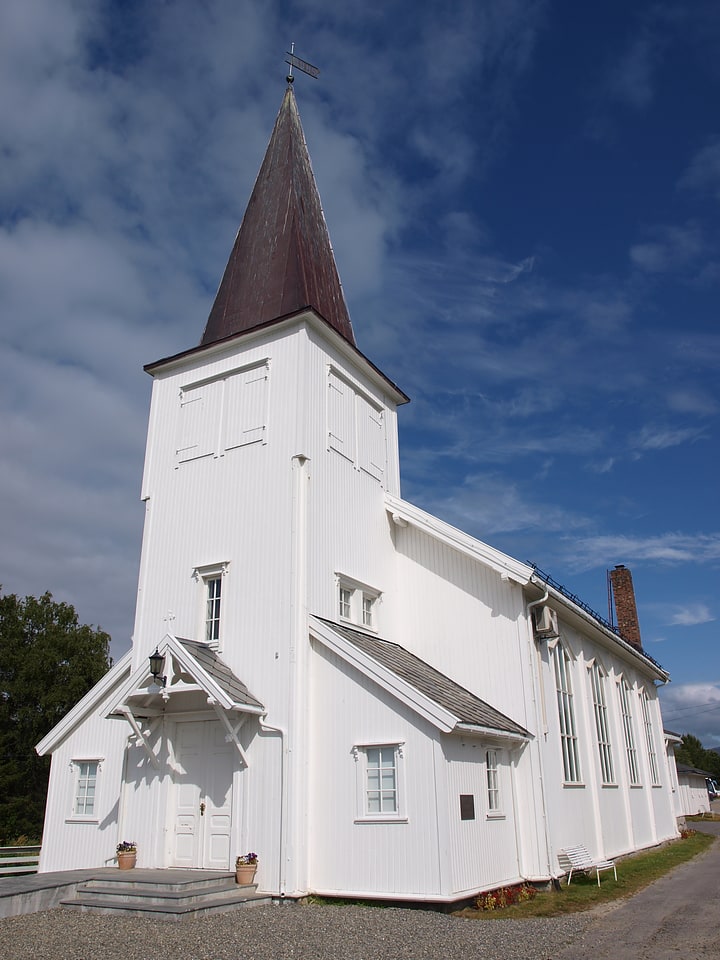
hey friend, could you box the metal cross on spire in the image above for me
[285,42,320,83]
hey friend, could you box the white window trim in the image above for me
[640,689,661,786]
[352,742,407,823]
[336,573,381,632]
[551,640,582,784]
[66,758,103,823]
[177,358,271,464]
[618,677,641,786]
[485,748,505,819]
[193,562,229,649]
[588,661,616,785]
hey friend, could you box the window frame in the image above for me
[193,562,229,649]
[640,689,661,786]
[618,678,641,785]
[352,742,407,823]
[361,593,376,629]
[550,639,582,784]
[589,661,615,785]
[339,585,353,621]
[205,575,222,644]
[68,758,102,822]
[485,748,504,817]
[336,574,381,632]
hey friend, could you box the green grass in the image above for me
[454,831,715,920]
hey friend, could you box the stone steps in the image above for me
[60,869,273,920]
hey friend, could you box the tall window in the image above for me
[365,746,398,814]
[552,642,581,782]
[486,749,501,811]
[619,679,640,785]
[73,760,99,817]
[640,690,660,785]
[205,576,222,643]
[590,663,615,784]
[362,593,375,628]
[339,586,353,620]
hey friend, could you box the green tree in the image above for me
[675,732,720,782]
[0,589,112,843]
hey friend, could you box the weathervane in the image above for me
[285,42,320,83]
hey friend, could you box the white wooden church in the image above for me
[36,84,680,901]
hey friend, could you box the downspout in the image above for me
[285,452,310,897]
[526,588,557,880]
[258,716,287,898]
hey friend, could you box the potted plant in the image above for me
[116,841,137,870]
[235,851,258,885]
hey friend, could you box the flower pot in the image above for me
[117,852,137,870]
[235,864,257,885]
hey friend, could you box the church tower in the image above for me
[117,84,408,886]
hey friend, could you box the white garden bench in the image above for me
[558,844,617,885]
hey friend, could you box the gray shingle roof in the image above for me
[315,619,529,738]
[178,639,264,711]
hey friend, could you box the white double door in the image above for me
[172,720,235,869]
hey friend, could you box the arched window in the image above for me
[589,662,615,784]
[551,642,580,782]
[640,689,660,785]
[618,679,640,785]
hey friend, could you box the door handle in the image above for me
[200,801,206,816]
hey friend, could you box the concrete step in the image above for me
[81,872,237,895]
[61,890,272,919]
[60,870,272,919]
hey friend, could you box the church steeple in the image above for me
[200,86,355,347]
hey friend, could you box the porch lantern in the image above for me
[149,648,167,687]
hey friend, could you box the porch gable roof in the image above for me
[311,617,529,740]
[105,634,264,719]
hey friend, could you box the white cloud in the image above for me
[607,34,658,109]
[679,139,720,201]
[412,473,589,540]
[669,605,715,627]
[629,222,704,273]
[666,389,718,416]
[631,423,707,453]
[659,683,720,746]
[563,533,720,571]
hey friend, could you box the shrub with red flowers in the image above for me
[476,883,537,911]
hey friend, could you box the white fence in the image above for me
[0,846,41,877]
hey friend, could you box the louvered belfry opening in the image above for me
[200,86,355,348]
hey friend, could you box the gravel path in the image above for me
[0,903,589,960]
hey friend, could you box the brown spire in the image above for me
[200,86,355,347]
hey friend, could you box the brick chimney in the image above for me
[609,564,642,650]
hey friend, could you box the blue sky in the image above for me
[1,0,718,743]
